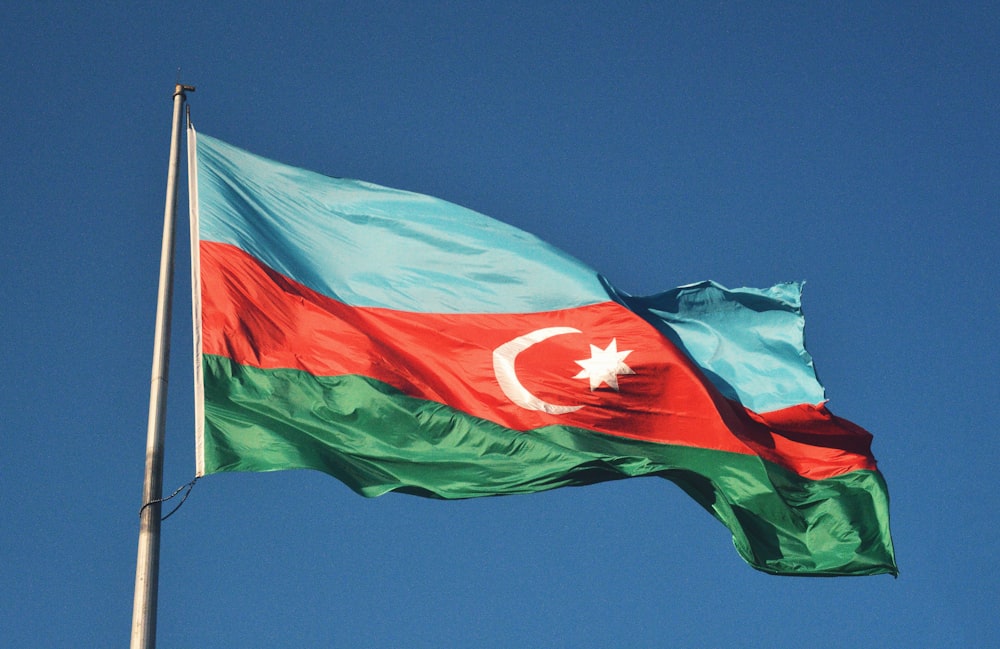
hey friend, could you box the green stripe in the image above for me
[201,355,896,576]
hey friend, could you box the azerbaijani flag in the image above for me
[188,125,896,577]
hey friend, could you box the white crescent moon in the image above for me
[492,327,584,414]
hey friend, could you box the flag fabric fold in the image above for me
[188,126,896,576]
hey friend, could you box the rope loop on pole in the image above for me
[139,477,199,521]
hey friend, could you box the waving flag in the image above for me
[188,126,895,576]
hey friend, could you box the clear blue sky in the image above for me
[3,2,997,647]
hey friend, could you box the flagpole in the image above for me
[131,82,194,649]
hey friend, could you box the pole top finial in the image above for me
[173,83,196,98]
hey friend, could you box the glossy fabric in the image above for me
[189,128,896,576]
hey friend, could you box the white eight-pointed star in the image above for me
[573,338,636,391]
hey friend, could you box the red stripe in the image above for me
[201,241,877,479]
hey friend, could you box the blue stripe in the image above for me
[195,133,609,314]
[194,131,828,413]
[611,280,826,413]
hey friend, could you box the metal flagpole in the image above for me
[131,82,194,649]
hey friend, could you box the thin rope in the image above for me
[138,477,199,521]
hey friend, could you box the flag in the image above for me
[188,126,896,577]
